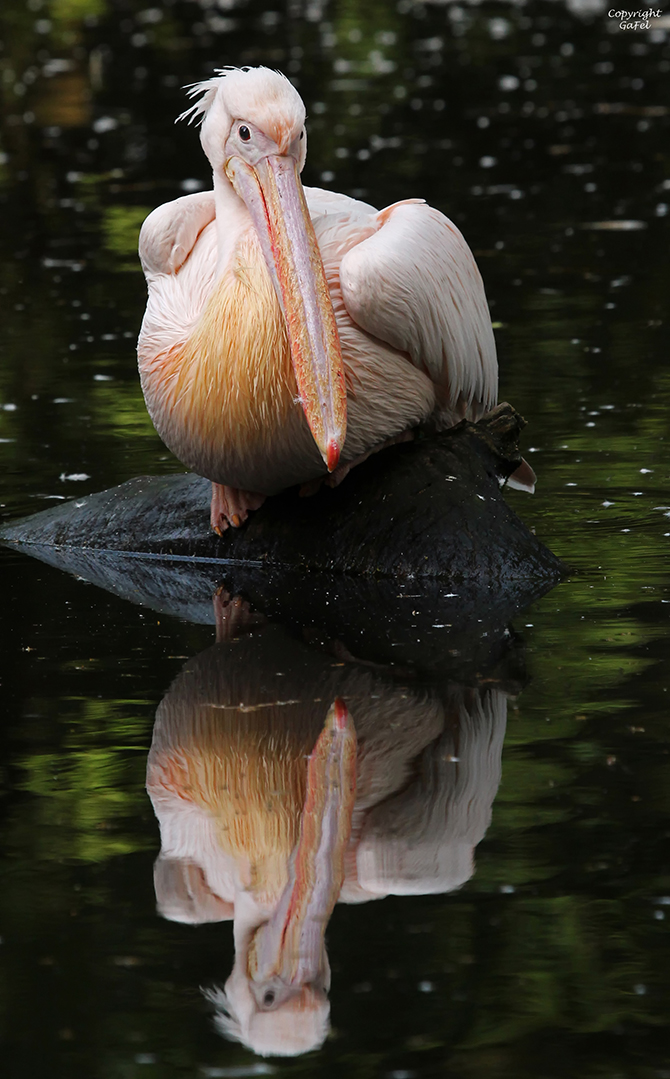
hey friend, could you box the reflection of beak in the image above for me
[248,699,356,989]
[226,154,347,472]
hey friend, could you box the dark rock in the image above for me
[0,403,565,584]
[0,404,564,677]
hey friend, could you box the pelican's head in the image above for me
[189,67,307,175]
[180,66,346,473]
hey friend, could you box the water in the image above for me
[1,0,670,1075]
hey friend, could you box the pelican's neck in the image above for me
[212,169,254,277]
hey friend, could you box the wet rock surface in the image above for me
[0,404,564,587]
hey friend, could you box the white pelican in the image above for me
[138,66,500,532]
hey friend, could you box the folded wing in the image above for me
[339,201,497,422]
[139,190,216,278]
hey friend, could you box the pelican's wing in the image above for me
[339,201,497,418]
[304,184,378,218]
[139,190,216,278]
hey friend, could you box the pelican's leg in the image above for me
[212,588,265,642]
[210,483,266,533]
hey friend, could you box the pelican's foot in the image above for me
[210,483,265,534]
[213,588,265,642]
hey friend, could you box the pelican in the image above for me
[138,66,502,532]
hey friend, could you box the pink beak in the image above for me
[226,154,347,473]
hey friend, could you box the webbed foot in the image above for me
[210,482,266,533]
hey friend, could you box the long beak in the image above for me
[248,699,356,986]
[226,154,347,472]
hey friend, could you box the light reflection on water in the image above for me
[1,0,670,1075]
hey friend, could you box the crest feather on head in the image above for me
[177,79,220,126]
[176,66,306,147]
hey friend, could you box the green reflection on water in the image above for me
[16,696,151,863]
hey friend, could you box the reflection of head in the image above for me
[205,973,330,1057]
[153,853,332,1056]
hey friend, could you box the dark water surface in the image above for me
[1,0,670,1076]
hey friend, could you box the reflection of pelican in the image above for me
[147,627,506,1056]
[354,688,505,899]
[138,66,502,533]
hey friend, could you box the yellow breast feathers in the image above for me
[151,232,298,465]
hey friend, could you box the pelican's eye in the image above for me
[263,990,276,1008]
[299,129,304,140]
[239,125,251,142]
